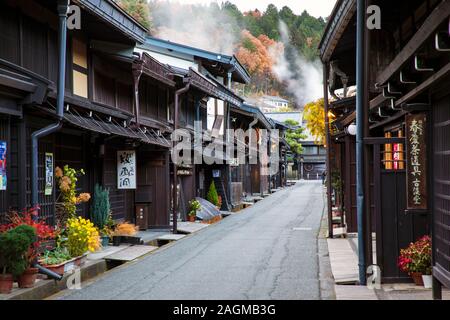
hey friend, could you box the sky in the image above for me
[157,0,337,18]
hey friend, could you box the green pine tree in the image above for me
[206,181,219,207]
[91,184,111,230]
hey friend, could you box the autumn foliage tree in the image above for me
[235,30,284,94]
[116,0,152,30]
[303,98,326,145]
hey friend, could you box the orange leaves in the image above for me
[244,9,262,18]
[235,30,283,78]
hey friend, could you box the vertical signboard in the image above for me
[0,141,6,191]
[406,113,427,210]
[117,150,136,189]
[45,153,54,196]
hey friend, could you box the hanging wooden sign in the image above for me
[117,150,136,189]
[406,113,427,210]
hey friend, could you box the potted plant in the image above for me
[188,199,201,222]
[39,247,73,275]
[112,222,139,246]
[91,184,113,247]
[66,216,101,265]
[398,235,432,286]
[1,207,56,288]
[217,196,222,211]
[0,225,36,294]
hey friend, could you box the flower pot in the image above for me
[74,253,88,267]
[188,215,195,222]
[39,256,78,276]
[422,275,433,289]
[121,236,143,245]
[41,263,65,276]
[411,272,424,286]
[101,236,110,247]
[112,236,122,246]
[0,274,13,294]
[18,267,39,288]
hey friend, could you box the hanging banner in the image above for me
[45,153,54,196]
[117,150,136,189]
[406,113,427,210]
[0,141,6,191]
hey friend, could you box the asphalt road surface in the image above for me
[56,181,326,300]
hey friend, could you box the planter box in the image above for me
[39,253,88,276]
[112,235,143,246]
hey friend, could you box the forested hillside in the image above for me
[116,0,327,108]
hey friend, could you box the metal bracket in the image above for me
[369,115,377,123]
[400,71,417,84]
[390,99,402,111]
[435,31,450,52]
[383,87,396,99]
[387,82,402,95]
[414,55,434,72]
[378,107,389,118]
[375,82,388,90]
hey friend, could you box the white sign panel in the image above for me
[117,150,136,189]
[45,153,54,196]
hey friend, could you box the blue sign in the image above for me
[0,141,6,191]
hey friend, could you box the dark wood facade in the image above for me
[321,0,448,286]
[0,0,177,230]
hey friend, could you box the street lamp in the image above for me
[347,123,357,136]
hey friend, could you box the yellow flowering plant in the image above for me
[55,165,90,228]
[66,217,101,257]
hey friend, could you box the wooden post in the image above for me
[323,63,333,239]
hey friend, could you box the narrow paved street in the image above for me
[56,181,326,300]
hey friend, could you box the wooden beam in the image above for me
[369,111,407,130]
[369,93,388,110]
[376,0,450,86]
[341,110,356,126]
[364,137,405,144]
[395,62,450,106]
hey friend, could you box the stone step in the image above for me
[103,245,158,262]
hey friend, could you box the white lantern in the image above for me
[347,123,357,136]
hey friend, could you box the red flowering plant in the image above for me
[0,206,56,266]
[398,235,432,275]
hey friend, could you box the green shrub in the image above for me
[207,181,219,207]
[91,184,111,230]
[188,199,201,217]
[0,225,36,276]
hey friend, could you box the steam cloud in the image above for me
[270,21,323,109]
[150,2,323,109]
[150,1,238,55]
